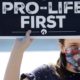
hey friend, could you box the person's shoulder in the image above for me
[20,64,60,80]
[20,64,49,80]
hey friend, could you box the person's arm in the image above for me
[3,30,33,80]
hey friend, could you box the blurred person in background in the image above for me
[4,30,80,80]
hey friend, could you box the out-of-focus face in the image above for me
[60,39,80,73]
[61,39,80,53]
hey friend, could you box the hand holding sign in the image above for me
[12,30,33,52]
